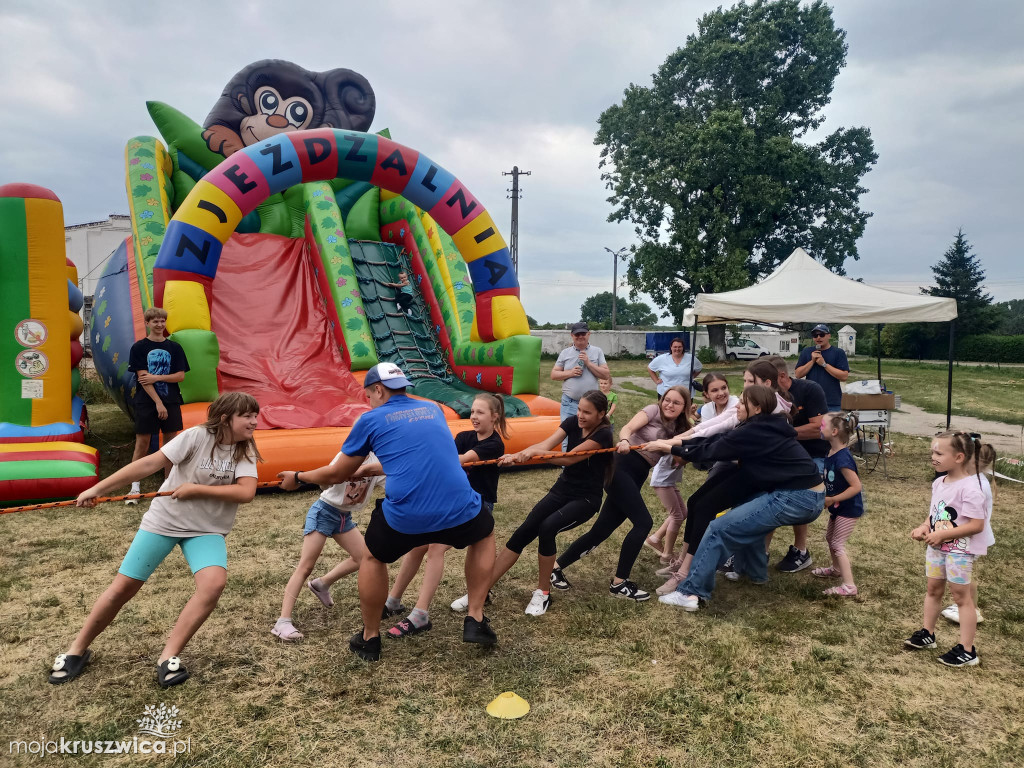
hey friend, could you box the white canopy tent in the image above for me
[684,248,959,426]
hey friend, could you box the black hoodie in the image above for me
[671,413,823,492]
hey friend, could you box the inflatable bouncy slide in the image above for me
[89,60,558,481]
[0,184,99,504]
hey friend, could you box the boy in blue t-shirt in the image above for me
[278,363,497,661]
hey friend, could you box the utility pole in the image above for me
[503,166,531,273]
[604,247,628,329]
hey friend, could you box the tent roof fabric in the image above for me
[691,248,957,325]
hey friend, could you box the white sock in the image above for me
[130,482,141,493]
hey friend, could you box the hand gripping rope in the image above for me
[0,445,650,515]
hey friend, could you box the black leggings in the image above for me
[557,451,653,580]
[505,490,600,557]
[683,462,759,549]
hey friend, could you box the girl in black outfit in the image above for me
[552,386,693,602]
[451,390,614,618]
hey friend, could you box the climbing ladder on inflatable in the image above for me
[348,240,529,417]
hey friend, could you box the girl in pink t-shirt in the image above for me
[905,431,996,667]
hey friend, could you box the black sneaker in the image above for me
[609,579,650,602]
[938,643,979,667]
[717,555,735,573]
[776,546,812,573]
[904,628,936,650]
[463,615,497,646]
[349,630,382,661]
[549,567,572,591]
[382,602,409,619]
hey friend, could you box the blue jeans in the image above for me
[677,487,825,600]
[560,394,579,449]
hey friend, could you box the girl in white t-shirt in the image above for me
[49,393,262,689]
[905,431,996,667]
[270,454,384,642]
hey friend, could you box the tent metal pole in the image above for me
[876,324,882,384]
[946,320,955,429]
[689,324,697,395]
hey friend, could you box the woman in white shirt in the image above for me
[648,338,702,397]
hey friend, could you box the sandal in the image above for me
[307,579,334,608]
[823,584,858,597]
[386,618,433,639]
[811,566,840,579]
[48,650,92,685]
[156,657,190,689]
[271,621,304,642]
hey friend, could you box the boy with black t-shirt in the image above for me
[765,355,827,572]
[125,308,189,503]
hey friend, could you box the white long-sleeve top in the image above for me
[691,393,793,439]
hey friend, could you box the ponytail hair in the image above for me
[474,392,509,440]
[823,411,859,443]
[746,359,791,403]
[935,430,997,490]
[201,392,264,464]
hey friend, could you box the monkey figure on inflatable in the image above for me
[201,60,376,157]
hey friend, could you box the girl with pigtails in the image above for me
[812,411,864,596]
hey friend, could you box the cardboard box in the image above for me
[841,393,895,411]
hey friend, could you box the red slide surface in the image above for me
[211,233,370,429]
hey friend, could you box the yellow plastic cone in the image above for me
[486,691,530,719]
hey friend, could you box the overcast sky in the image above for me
[1,0,1020,322]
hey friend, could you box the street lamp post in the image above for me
[604,247,628,329]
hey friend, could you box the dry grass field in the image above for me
[1,362,1021,767]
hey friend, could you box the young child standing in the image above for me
[812,412,864,596]
[270,453,384,641]
[599,376,618,427]
[49,393,261,688]
[385,393,508,636]
[905,431,996,667]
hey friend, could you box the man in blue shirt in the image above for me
[279,363,497,661]
[794,324,850,412]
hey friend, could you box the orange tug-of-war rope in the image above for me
[1,445,650,515]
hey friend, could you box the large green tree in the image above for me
[995,299,1024,336]
[923,229,999,337]
[596,0,877,357]
[580,291,657,328]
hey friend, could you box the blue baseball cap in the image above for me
[364,363,412,389]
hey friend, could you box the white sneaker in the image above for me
[940,604,984,624]
[658,592,699,611]
[524,589,551,616]
[724,570,740,582]
[450,594,469,613]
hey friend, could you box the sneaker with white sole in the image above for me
[450,590,493,613]
[724,569,740,582]
[904,628,936,650]
[937,643,979,667]
[776,545,812,572]
[608,579,650,602]
[940,604,984,624]
[658,592,699,611]
[524,589,551,616]
[656,575,683,595]
[549,567,571,591]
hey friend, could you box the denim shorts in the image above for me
[925,547,975,585]
[119,529,227,581]
[303,499,357,537]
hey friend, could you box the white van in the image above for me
[726,339,768,361]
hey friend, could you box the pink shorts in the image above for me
[925,547,975,585]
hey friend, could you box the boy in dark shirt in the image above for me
[125,308,189,503]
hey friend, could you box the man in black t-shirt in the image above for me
[766,355,827,572]
[125,308,189,503]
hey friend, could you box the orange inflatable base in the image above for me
[179,402,561,482]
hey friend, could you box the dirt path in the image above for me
[614,376,1024,455]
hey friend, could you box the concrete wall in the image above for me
[532,328,803,358]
